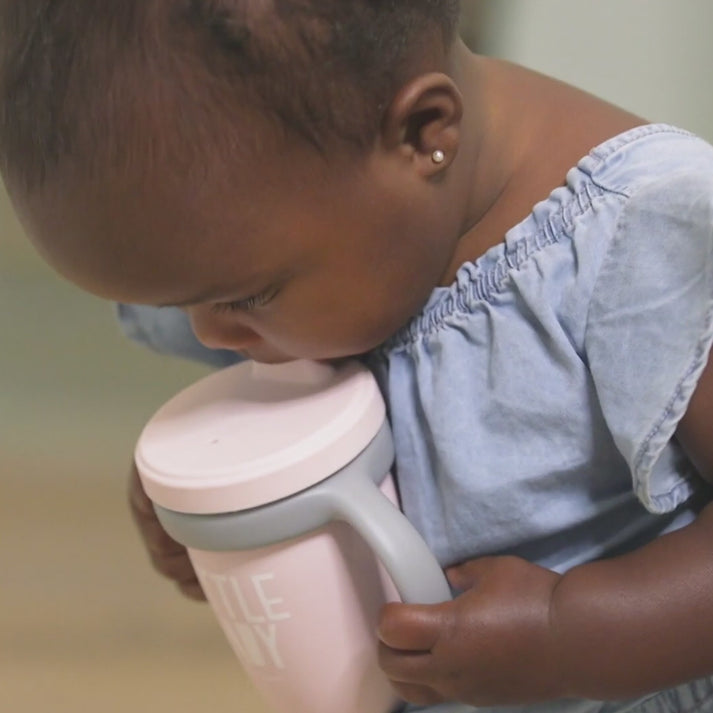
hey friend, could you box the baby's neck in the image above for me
[441,43,643,284]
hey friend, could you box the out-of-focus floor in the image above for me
[2,467,270,713]
[1,191,270,713]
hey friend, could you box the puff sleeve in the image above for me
[585,170,713,513]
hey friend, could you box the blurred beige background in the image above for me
[2,3,713,713]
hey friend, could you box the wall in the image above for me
[474,0,713,142]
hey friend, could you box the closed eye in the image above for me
[210,288,277,314]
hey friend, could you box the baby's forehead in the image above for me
[11,170,219,299]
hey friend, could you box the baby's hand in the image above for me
[378,556,564,707]
[128,461,206,601]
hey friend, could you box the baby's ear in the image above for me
[380,72,463,178]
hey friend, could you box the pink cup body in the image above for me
[189,475,401,713]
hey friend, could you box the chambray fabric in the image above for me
[118,125,713,712]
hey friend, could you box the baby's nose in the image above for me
[187,307,262,353]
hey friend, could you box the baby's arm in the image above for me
[378,354,713,708]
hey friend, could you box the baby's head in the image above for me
[0,0,467,362]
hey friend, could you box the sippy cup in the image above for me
[135,359,450,713]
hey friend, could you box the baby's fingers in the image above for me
[377,602,452,704]
[128,461,206,601]
[388,680,445,708]
[377,639,444,706]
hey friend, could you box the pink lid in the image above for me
[135,360,385,514]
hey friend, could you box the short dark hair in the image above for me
[0,0,461,191]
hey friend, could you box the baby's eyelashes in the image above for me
[210,288,277,314]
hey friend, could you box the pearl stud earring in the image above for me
[431,149,445,164]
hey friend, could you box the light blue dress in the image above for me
[119,125,713,712]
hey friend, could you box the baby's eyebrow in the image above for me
[157,297,203,309]
[156,287,234,309]
[156,271,279,309]
[156,294,212,309]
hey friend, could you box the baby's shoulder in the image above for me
[563,124,713,295]
[581,123,713,199]
[577,124,713,283]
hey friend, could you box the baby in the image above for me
[2,2,713,712]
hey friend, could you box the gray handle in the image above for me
[318,469,451,605]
